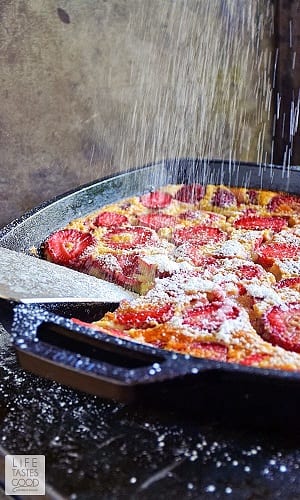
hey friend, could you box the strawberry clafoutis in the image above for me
[42,184,300,371]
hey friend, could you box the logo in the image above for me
[5,455,45,496]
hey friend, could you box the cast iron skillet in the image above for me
[1,158,300,428]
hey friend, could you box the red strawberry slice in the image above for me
[84,253,151,291]
[211,188,236,207]
[116,303,174,329]
[140,191,172,209]
[179,210,203,221]
[276,277,300,290]
[93,211,128,227]
[138,213,177,230]
[240,352,270,366]
[267,193,300,212]
[189,251,217,268]
[238,264,263,280]
[173,225,227,246]
[246,189,259,204]
[177,243,218,267]
[43,229,96,268]
[174,184,205,203]
[179,210,224,224]
[262,303,300,353]
[71,318,131,339]
[117,254,140,276]
[103,226,157,249]
[113,254,144,289]
[116,254,156,290]
[190,341,228,361]
[183,301,239,332]
[256,242,300,267]
[236,283,247,295]
[234,215,287,232]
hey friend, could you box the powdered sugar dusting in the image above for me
[46,182,300,371]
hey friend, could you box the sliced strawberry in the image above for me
[93,211,129,227]
[238,264,263,280]
[234,215,287,232]
[117,254,140,276]
[43,229,95,268]
[71,318,131,339]
[240,352,270,366]
[189,341,228,361]
[114,254,144,289]
[140,191,172,209]
[84,253,151,291]
[173,225,227,246]
[116,302,174,329]
[246,189,259,205]
[176,243,218,267]
[174,184,205,203]
[103,226,157,249]
[256,242,300,267]
[236,283,247,295]
[267,193,300,212]
[138,213,177,230]
[276,277,300,290]
[179,210,204,221]
[262,303,300,353]
[117,254,156,291]
[189,251,217,268]
[183,301,239,332]
[211,188,236,207]
[84,254,117,278]
[179,210,224,224]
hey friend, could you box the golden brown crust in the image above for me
[43,184,300,371]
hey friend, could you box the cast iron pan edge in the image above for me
[1,157,299,251]
[1,158,300,427]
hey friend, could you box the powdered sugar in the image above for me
[272,259,300,277]
[215,309,252,343]
[246,284,282,304]
[141,254,193,274]
[53,183,300,371]
[212,240,249,259]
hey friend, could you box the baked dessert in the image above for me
[42,184,300,371]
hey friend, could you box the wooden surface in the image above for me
[0,1,273,228]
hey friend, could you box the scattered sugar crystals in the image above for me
[1,320,300,499]
[205,484,216,493]
[189,450,198,462]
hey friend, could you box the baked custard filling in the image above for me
[42,184,300,371]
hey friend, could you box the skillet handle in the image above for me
[11,304,205,403]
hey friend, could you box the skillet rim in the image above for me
[1,157,300,387]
